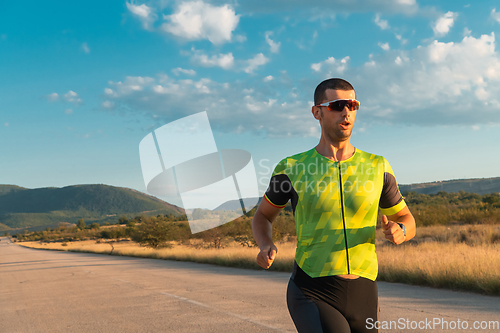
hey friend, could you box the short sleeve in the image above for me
[379,158,407,216]
[263,159,293,208]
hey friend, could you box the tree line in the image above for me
[404,190,500,226]
[12,191,500,248]
[12,208,296,249]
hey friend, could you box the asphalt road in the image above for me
[1,237,499,333]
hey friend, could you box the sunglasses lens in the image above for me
[350,100,360,111]
[327,101,345,111]
[327,100,359,111]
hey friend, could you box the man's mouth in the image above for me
[339,121,350,129]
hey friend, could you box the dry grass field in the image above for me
[18,223,500,295]
[18,239,296,272]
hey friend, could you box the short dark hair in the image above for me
[314,78,356,105]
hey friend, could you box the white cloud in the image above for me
[191,51,234,69]
[475,86,489,100]
[379,42,390,51]
[374,14,389,30]
[244,53,270,74]
[365,54,376,67]
[81,42,90,54]
[311,56,350,76]
[46,93,59,102]
[64,109,73,115]
[432,11,458,37]
[463,27,472,37]
[239,0,419,16]
[102,74,315,137]
[238,0,419,18]
[263,75,274,82]
[100,32,500,138]
[109,76,156,95]
[103,33,500,138]
[395,34,408,45]
[102,101,115,109]
[172,67,197,76]
[349,33,500,126]
[265,31,281,53]
[64,91,83,105]
[395,0,416,5]
[491,9,500,24]
[126,1,157,30]
[46,91,83,105]
[161,1,239,44]
[235,35,247,43]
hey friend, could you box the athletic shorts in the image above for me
[287,262,378,333]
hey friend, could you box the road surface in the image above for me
[1,237,499,332]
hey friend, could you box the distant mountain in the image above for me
[212,197,261,211]
[399,177,500,196]
[0,222,12,232]
[0,185,28,196]
[0,184,185,230]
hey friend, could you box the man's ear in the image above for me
[312,106,321,120]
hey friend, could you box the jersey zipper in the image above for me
[338,161,350,274]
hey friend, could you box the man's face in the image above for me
[312,89,357,143]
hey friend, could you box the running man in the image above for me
[252,78,416,333]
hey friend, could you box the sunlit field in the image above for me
[19,239,296,272]
[377,242,500,294]
[18,223,500,295]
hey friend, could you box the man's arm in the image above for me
[252,199,283,269]
[382,206,416,245]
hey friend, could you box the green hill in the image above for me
[399,177,500,195]
[0,184,28,196]
[0,222,12,232]
[0,184,185,230]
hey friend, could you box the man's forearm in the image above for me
[252,211,274,248]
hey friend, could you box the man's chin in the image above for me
[337,129,352,140]
[326,131,351,142]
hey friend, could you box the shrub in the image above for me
[77,219,86,230]
[131,217,174,248]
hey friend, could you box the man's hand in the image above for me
[256,243,278,269]
[382,215,406,245]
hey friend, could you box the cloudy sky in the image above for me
[2,0,500,207]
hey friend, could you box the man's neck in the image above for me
[315,137,354,162]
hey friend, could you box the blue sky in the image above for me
[2,0,500,207]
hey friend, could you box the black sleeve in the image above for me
[379,172,404,209]
[264,174,293,207]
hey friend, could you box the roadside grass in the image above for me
[18,224,500,296]
[377,242,500,295]
[19,239,296,272]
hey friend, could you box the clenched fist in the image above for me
[382,215,406,245]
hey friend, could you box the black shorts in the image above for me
[287,262,378,333]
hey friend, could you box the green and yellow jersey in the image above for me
[264,148,406,281]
